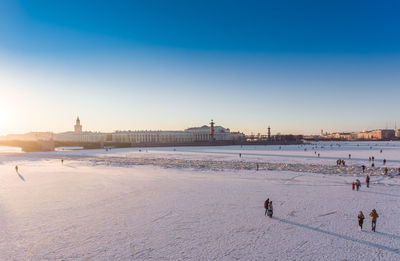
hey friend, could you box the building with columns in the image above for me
[112,130,193,144]
[113,120,235,144]
[185,121,231,142]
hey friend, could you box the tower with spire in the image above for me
[210,119,215,141]
[74,116,82,133]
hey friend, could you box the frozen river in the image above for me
[0,141,399,260]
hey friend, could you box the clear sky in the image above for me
[0,0,399,135]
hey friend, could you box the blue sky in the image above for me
[0,0,399,135]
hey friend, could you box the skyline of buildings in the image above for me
[2,114,400,137]
[320,129,400,141]
[0,117,245,144]
[2,117,400,143]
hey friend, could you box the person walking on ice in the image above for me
[267,201,273,218]
[366,175,370,188]
[355,179,361,191]
[358,211,365,230]
[15,165,18,172]
[369,209,379,232]
[264,198,269,216]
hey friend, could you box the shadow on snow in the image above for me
[16,171,25,182]
[274,217,400,255]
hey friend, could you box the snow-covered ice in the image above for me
[1,142,400,260]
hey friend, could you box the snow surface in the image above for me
[1,142,400,260]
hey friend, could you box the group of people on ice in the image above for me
[264,198,273,218]
[336,159,346,166]
[337,155,400,175]
[352,175,371,190]
[368,156,388,168]
[352,179,361,191]
[358,209,379,232]
[263,197,380,232]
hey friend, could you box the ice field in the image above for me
[0,142,400,260]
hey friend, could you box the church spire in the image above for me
[74,116,82,133]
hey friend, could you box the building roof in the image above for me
[114,130,191,135]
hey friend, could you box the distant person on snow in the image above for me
[352,182,355,190]
[358,211,365,230]
[371,163,375,168]
[341,160,346,166]
[369,157,371,161]
[369,209,379,232]
[239,153,242,158]
[15,165,18,172]
[366,175,370,188]
[61,159,64,164]
[264,198,270,216]
[384,167,388,175]
[362,165,366,173]
[372,156,375,161]
[383,159,386,165]
[267,201,273,218]
[349,154,351,159]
